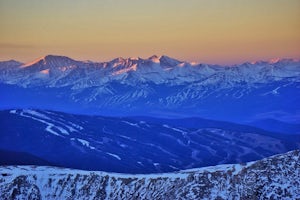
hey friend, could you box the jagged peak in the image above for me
[148,55,160,63]
[249,58,300,65]
[13,54,300,70]
[109,57,143,65]
[110,57,125,63]
[159,55,181,66]
[160,55,179,60]
[148,55,159,59]
[109,55,181,65]
[269,58,300,64]
[128,57,140,61]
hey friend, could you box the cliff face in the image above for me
[0,150,299,200]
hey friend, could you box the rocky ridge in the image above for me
[0,150,299,199]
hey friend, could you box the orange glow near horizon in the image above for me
[0,0,299,65]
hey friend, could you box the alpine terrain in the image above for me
[0,55,299,128]
[0,55,299,199]
[0,150,299,199]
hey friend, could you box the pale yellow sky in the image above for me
[0,0,299,64]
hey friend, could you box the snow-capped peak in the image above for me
[159,55,181,67]
[250,58,300,66]
[41,55,77,65]
[109,57,126,64]
[20,56,46,68]
[148,55,160,63]
[20,55,78,70]
[128,57,140,61]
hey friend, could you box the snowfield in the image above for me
[0,150,299,199]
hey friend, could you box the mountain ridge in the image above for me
[1,54,299,67]
[0,150,299,199]
[1,54,299,87]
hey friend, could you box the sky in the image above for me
[0,0,299,64]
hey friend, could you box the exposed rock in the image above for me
[0,150,299,199]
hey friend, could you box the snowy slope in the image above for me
[0,150,299,199]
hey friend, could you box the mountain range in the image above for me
[0,55,299,130]
[1,55,299,199]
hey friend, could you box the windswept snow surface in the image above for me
[0,150,299,199]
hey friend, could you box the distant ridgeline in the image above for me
[0,55,299,133]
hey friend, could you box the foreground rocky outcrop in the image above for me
[0,150,299,199]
